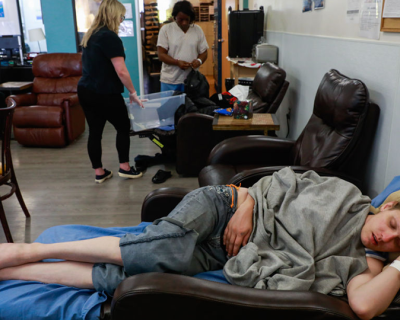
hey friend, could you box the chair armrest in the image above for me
[62,94,79,107]
[62,94,86,143]
[141,187,193,222]
[6,93,37,107]
[208,135,295,166]
[111,273,358,320]
[177,112,214,127]
[176,113,215,176]
[229,166,362,189]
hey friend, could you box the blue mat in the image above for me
[0,223,228,320]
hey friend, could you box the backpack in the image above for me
[184,69,210,100]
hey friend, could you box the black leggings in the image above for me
[78,86,131,169]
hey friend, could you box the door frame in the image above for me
[135,0,144,96]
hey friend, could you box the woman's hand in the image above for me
[223,194,254,257]
[129,92,145,108]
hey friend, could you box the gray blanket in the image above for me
[223,167,371,295]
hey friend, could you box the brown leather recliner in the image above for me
[175,62,289,176]
[198,69,380,192]
[6,53,85,147]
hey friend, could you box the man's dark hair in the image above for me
[172,1,195,23]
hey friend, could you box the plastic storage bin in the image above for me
[126,91,186,132]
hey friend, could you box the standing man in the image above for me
[157,1,208,92]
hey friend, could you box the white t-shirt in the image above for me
[157,22,209,85]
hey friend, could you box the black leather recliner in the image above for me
[175,62,289,176]
[100,70,386,319]
[100,187,400,320]
[198,69,380,192]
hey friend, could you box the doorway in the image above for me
[140,0,161,94]
[214,0,237,93]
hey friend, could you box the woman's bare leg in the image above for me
[0,261,94,289]
[0,236,122,269]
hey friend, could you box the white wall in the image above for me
[248,0,400,197]
[251,0,400,43]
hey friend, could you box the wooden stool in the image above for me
[0,99,30,242]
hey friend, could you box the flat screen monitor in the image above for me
[0,36,19,49]
[228,9,264,58]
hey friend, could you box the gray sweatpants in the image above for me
[92,185,238,295]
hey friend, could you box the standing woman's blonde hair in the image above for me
[81,0,126,48]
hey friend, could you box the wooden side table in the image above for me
[0,81,33,95]
[212,113,280,135]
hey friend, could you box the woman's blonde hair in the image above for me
[81,0,126,48]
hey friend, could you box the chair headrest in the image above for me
[251,63,286,103]
[32,53,82,78]
[293,69,371,169]
[314,69,369,137]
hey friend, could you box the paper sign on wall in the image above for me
[382,0,400,18]
[359,0,382,40]
[0,1,4,18]
[314,0,325,10]
[303,0,312,12]
[347,0,362,23]
[123,3,133,19]
[119,20,134,37]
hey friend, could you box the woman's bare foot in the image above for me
[0,243,40,269]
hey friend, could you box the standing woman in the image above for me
[78,0,143,183]
[157,0,209,92]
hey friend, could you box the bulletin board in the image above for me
[381,0,400,32]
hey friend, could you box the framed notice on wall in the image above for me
[381,0,400,32]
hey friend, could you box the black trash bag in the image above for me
[174,96,198,124]
[210,92,238,109]
[193,97,216,110]
[174,95,217,125]
[184,69,210,100]
[192,97,216,116]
